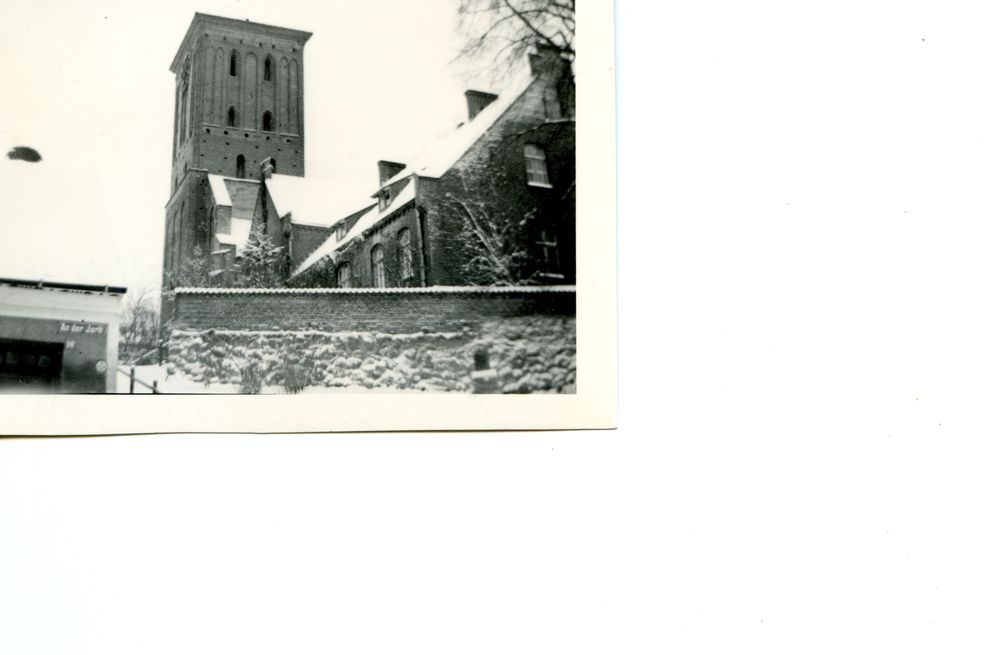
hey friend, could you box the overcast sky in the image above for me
[0,0,496,296]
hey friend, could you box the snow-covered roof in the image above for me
[0,156,125,289]
[383,65,536,186]
[291,179,415,278]
[266,173,372,228]
[215,218,253,254]
[207,174,233,207]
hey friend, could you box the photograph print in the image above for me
[0,0,601,407]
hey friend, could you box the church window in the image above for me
[398,228,413,279]
[336,263,352,288]
[264,57,273,82]
[227,106,237,127]
[269,157,277,172]
[537,230,564,279]
[230,50,239,76]
[236,155,246,179]
[371,245,386,288]
[524,144,551,187]
[263,112,274,132]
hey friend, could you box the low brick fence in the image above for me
[164,286,576,393]
[167,286,575,332]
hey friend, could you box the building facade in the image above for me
[289,45,575,289]
[163,14,574,293]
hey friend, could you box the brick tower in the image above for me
[164,13,311,284]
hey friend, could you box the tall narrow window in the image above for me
[230,50,239,76]
[227,106,237,127]
[269,157,277,173]
[371,245,386,288]
[236,155,246,179]
[263,112,274,132]
[337,263,352,288]
[264,57,273,82]
[537,230,564,279]
[524,144,551,187]
[398,228,413,280]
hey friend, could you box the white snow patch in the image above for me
[215,218,253,254]
[207,174,233,206]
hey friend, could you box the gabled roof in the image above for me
[0,156,125,289]
[291,180,415,278]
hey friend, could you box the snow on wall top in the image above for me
[290,180,415,278]
[0,157,125,289]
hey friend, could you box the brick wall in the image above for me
[168,287,575,332]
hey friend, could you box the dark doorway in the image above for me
[0,339,64,392]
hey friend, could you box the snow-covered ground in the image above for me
[116,364,435,394]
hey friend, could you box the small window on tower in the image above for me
[263,112,274,132]
[230,50,239,76]
[264,57,273,82]
[227,107,237,127]
[269,157,277,173]
[236,155,246,179]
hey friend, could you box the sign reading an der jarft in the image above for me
[58,322,106,336]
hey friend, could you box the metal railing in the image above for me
[119,366,160,394]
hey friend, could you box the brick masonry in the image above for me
[168,287,575,333]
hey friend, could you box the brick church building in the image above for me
[163,13,574,291]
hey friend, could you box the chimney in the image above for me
[465,90,498,121]
[529,43,567,78]
[377,160,406,185]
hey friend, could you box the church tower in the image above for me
[164,13,311,284]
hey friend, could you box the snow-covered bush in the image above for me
[166,316,576,393]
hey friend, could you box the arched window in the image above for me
[524,144,551,187]
[269,157,277,173]
[397,228,413,280]
[236,155,246,179]
[264,57,273,82]
[371,245,386,288]
[262,112,274,132]
[230,50,239,76]
[336,263,352,288]
[227,106,237,127]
